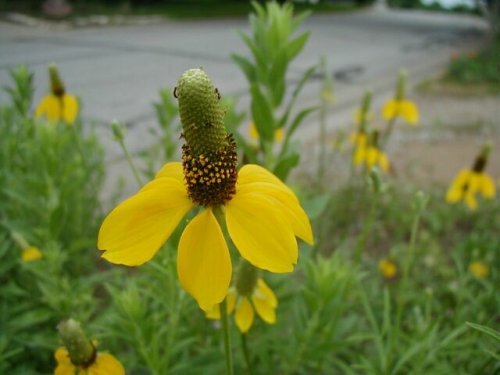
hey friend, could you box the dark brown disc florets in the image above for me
[182,134,238,207]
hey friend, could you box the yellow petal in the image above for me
[154,162,184,181]
[469,261,489,279]
[237,164,297,200]
[378,152,390,173]
[382,99,398,120]
[235,164,313,244]
[178,209,232,311]
[226,192,297,273]
[353,146,366,166]
[479,173,496,199]
[205,289,237,319]
[446,169,470,203]
[235,298,254,333]
[365,147,379,169]
[400,100,419,125]
[464,192,478,210]
[35,94,61,122]
[256,279,277,308]
[98,177,193,266]
[252,279,277,324]
[54,347,75,375]
[62,94,79,124]
[88,353,125,375]
[21,246,43,262]
[248,122,258,140]
[236,181,313,244]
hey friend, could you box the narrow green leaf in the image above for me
[250,83,275,143]
[287,32,310,61]
[466,322,500,341]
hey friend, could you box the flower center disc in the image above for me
[182,134,238,207]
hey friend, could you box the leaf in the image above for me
[231,54,257,83]
[287,32,310,61]
[250,83,275,143]
[273,152,299,181]
[269,47,288,107]
[466,322,500,341]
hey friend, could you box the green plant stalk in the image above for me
[241,333,253,375]
[116,137,143,187]
[354,189,379,264]
[220,299,234,375]
[396,205,423,330]
[381,116,396,147]
[317,98,327,186]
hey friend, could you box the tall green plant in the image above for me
[232,1,317,179]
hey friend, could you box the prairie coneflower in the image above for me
[206,262,277,333]
[353,130,390,173]
[55,319,125,375]
[98,69,313,311]
[11,231,42,262]
[382,70,419,126]
[35,63,78,124]
[446,144,496,210]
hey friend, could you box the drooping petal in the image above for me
[353,146,366,166]
[252,279,277,324]
[378,152,390,173]
[235,298,254,333]
[62,94,79,124]
[256,279,277,308]
[446,170,470,203]
[464,192,478,210]
[232,163,313,245]
[226,192,297,273]
[205,289,237,319]
[400,100,419,125]
[252,296,276,324]
[479,173,496,199]
[178,209,232,311]
[35,95,61,122]
[88,353,125,375]
[365,147,379,169]
[98,177,193,265]
[155,162,184,181]
[382,99,398,120]
[236,179,313,244]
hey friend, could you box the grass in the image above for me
[420,37,500,95]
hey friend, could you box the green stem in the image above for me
[317,100,327,186]
[396,205,423,330]
[117,138,143,187]
[241,333,253,375]
[220,299,234,375]
[354,190,379,264]
[381,117,396,147]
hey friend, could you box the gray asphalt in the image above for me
[0,5,487,198]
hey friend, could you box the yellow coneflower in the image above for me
[98,69,313,311]
[35,63,78,124]
[468,261,489,279]
[353,130,390,173]
[446,144,496,210]
[382,70,419,125]
[378,258,397,279]
[55,319,125,375]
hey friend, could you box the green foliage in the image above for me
[231,1,317,180]
[0,66,106,373]
[445,38,500,91]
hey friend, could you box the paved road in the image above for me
[0,6,487,198]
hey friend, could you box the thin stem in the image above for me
[317,100,327,186]
[396,205,423,330]
[241,333,253,375]
[117,138,143,187]
[354,190,379,264]
[381,117,396,147]
[220,299,234,375]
